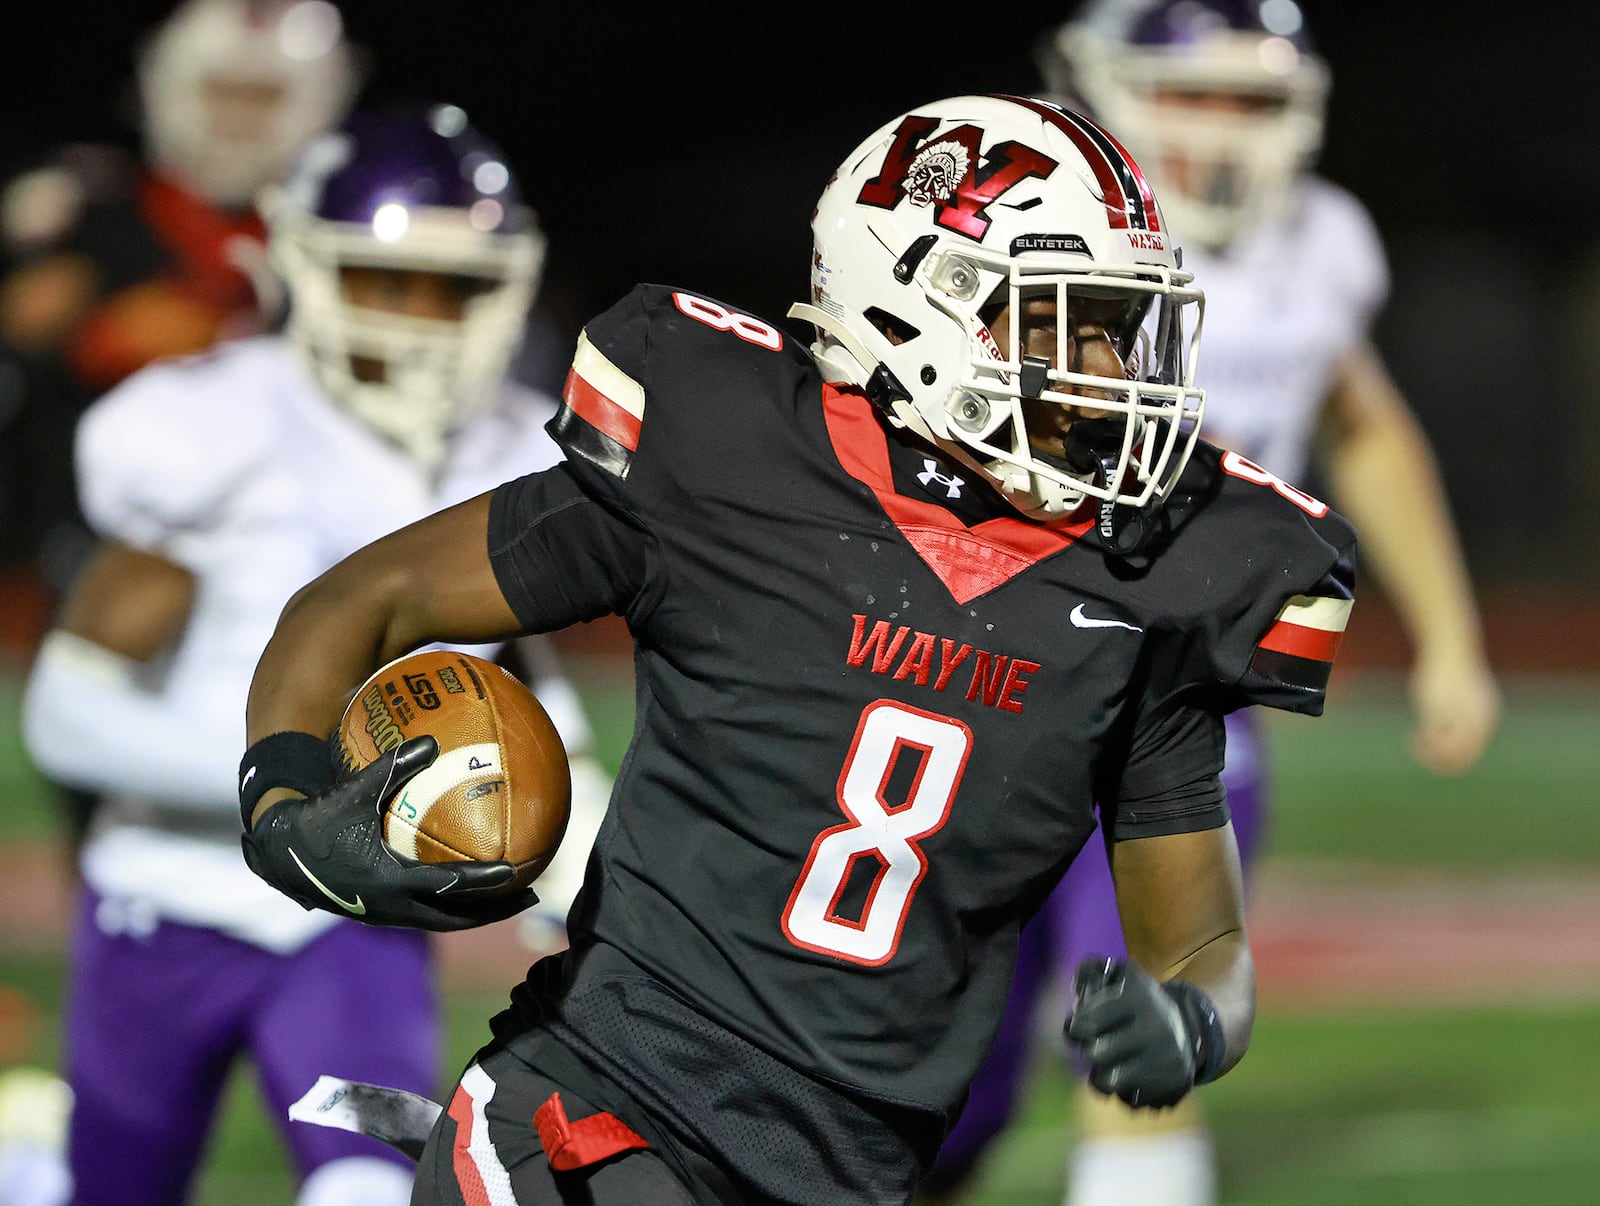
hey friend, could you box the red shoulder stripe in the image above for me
[563,366,641,452]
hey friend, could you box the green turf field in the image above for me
[2,667,1597,1203]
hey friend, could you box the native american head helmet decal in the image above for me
[904,139,972,207]
[791,94,1208,526]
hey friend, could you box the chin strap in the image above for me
[787,303,874,386]
[789,300,923,425]
[1059,418,1215,559]
[1062,418,1164,556]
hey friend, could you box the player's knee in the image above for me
[297,1155,413,1206]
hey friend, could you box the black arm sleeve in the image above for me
[486,463,654,634]
[1098,700,1229,842]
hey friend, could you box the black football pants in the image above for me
[411,1046,699,1205]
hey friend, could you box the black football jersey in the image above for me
[485,284,1356,1201]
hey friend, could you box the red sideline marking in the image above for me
[563,368,641,451]
[1258,619,1343,663]
[1251,862,1600,1010]
[422,861,1600,1012]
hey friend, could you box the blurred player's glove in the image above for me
[242,735,537,931]
[1065,956,1226,1110]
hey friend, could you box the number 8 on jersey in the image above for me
[782,701,973,966]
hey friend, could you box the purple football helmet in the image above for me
[264,103,545,465]
[1039,0,1329,248]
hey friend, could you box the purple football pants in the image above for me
[64,889,439,1204]
[929,710,1268,1187]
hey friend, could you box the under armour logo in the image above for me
[917,459,966,499]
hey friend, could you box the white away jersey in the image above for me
[1183,177,1389,482]
[73,336,572,950]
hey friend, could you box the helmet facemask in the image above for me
[268,200,544,470]
[887,245,1206,523]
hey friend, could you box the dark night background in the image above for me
[5,1,1599,603]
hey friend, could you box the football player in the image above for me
[234,94,1357,1204]
[0,7,356,1201]
[924,4,1502,1205]
[20,105,610,1205]
[0,0,359,595]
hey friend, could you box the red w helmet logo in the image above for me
[856,114,1059,241]
[1005,96,1162,234]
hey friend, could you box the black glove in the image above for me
[1064,956,1226,1110]
[242,735,537,931]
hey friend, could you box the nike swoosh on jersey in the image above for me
[1069,603,1143,632]
[289,848,367,916]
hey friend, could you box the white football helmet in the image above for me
[1043,0,1329,249]
[791,94,1205,531]
[263,105,545,469]
[137,0,360,208]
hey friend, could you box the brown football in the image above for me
[334,649,570,891]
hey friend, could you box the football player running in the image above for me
[922,4,1503,1206]
[21,105,609,1205]
[236,93,1357,1204]
[0,0,359,598]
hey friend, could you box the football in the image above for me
[334,649,571,890]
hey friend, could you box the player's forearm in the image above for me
[23,631,241,807]
[1327,407,1487,664]
[1159,927,1254,1077]
[246,555,427,750]
[1113,823,1254,1076]
[246,495,523,753]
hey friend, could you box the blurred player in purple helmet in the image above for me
[924,4,1500,1204]
[1,5,356,1200]
[21,104,610,1205]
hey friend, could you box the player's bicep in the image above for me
[352,491,525,651]
[55,541,195,662]
[1110,823,1246,978]
[1097,693,1237,972]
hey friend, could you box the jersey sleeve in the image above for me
[1204,524,1356,716]
[486,463,655,634]
[74,352,268,560]
[1095,699,1229,842]
[1176,458,1359,717]
[1094,467,1357,836]
[545,286,654,496]
[543,283,809,518]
